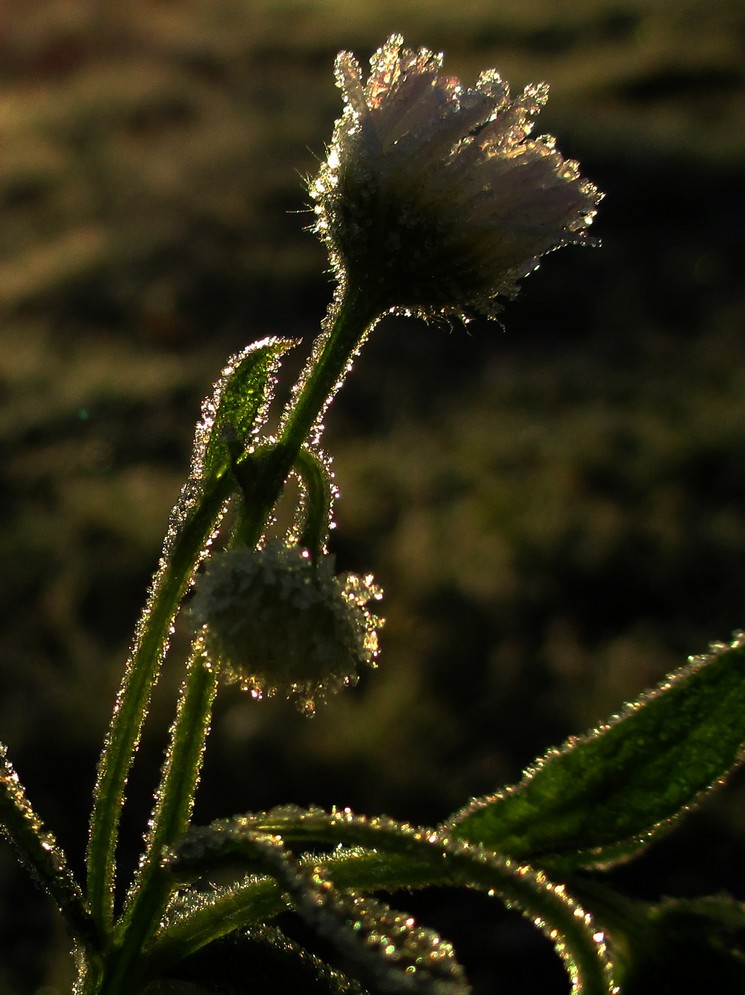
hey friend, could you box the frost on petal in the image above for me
[311,35,602,319]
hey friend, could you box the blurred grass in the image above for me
[1,0,744,991]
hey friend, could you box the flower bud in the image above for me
[190,544,382,713]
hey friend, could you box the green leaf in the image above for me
[276,864,469,995]
[447,632,745,870]
[192,336,297,487]
[166,825,468,994]
[157,807,616,995]
[0,744,96,945]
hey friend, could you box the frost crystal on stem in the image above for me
[312,34,602,318]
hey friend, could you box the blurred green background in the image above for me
[1,0,744,991]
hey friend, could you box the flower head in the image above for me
[311,35,601,318]
[191,544,382,714]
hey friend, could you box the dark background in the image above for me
[1,0,744,991]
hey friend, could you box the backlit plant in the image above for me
[2,35,745,994]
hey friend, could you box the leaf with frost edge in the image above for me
[189,336,298,493]
[155,807,616,995]
[446,632,745,871]
[0,744,94,943]
[165,824,468,995]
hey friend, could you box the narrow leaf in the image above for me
[258,836,469,995]
[0,744,95,944]
[166,824,467,994]
[447,632,745,871]
[168,825,468,994]
[193,337,297,488]
[623,894,745,992]
[158,807,616,995]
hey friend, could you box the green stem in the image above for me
[293,447,334,556]
[88,283,381,985]
[171,811,617,995]
[235,283,381,548]
[96,648,219,995]
[86,475,232,930]
[564,876,651,981]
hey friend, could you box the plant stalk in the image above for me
[87,282,382,990]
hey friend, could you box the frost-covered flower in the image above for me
[311,35,601,318]
[190,544,382,713]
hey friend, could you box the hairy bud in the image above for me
[191,544,383,714]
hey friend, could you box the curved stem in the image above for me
[293,447,335,556]
[140,851,438,982]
